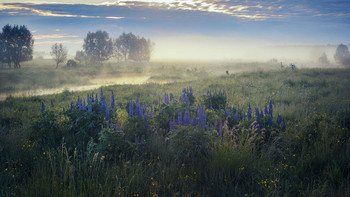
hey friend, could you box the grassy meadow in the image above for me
[0,61,350,196]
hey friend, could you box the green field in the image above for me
[0,63,350,196]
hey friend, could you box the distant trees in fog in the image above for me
[114,32,153,62]
[82,31,153,64]
[83,30,113,64]
[50,43,67,69]
[334,44,350,67]
[0,24,34,68]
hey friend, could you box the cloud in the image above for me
[0,3,125,19]
[34,34,79,40]
[35,39,83,45]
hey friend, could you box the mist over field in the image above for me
[1,0,350,196]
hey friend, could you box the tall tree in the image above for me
[334,44,350,67]
[0,24,34,68]
[83,30,113,64]
[50,43,68,69]
[114,32,153,62]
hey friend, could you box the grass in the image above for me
[0,63,350,196]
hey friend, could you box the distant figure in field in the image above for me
[291,64,296,70]
[226,70,229,75]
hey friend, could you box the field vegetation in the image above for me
[1,62,349,196]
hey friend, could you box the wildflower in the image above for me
[269,100,273,116]
[183,109,190,126]
[144,111,148,129]
[88,100,92,113]
[234,111,239,122]
[281,122,286,132]
[70,102,74,110]
[277,114,283,126]
[255,107,260,123]
[41,102,45,113]
[50,100,54,108]
[170,93,174,101]
[129,99,133,117]
[111,91,115,113]
[105,105,110,120]
[191,116,196,127]
[164,93,169,104]
[247,104,252,120]
[218,122,223,137]
[178,110,182,125]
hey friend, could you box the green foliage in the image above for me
[1,68,350,196]
[168,126,213,165]
[66,59,77,67]
[203,92,227,110]
[96,128,134,162]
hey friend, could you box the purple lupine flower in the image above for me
[164,93,169,104]
[91,93,94,102]
[189,87,193,95]
[234,111,239,122]
[198,105,206,129]
[269,101,273,115]
[247,104,252,120]
[100,88,104,103]
[50,100,54,108]
[260,110,264,118]
[144,111,148,129]
[178,110,183,125]
[101,98,106,113]
[105,105,110,120]
[268,117,273,127]
[264,104,268,115]
[95,94,98,104]
[129,99,133,117]
[150,106,154,118]
[183,110,190,126]
[111,91,115,113]
[255,107,260,123]
[88,100,92,113]
[225,108,231,117]
[70,102,74,110]
[41,102,45,113]
[277,114,283,126]
[281,122,286,132]
[115,122,121,130]
[170,93,173,101]
[180,93,184,103]
[191,116,196,127]
[218,122,223,137]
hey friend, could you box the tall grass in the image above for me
[0,67,350,196]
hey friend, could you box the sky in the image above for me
[1,0,350,61]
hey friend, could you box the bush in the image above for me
[168,126,213,165]
[66,59,77,67]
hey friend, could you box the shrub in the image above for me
[66,59,77,67]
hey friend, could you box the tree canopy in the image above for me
[115,32,153,62]
[0,24,34,68]
[334,44,350,67]
[83,30,113,64]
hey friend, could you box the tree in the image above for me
[50,43,67,69]
[83,30,113,64]
[114,32,154,62]
[0,24,34,68]
[334,44,350,67]
[74,50,87,65]
[318,52,330,67]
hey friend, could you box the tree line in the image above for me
[2,24,350,69]
[0,24,153,68]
